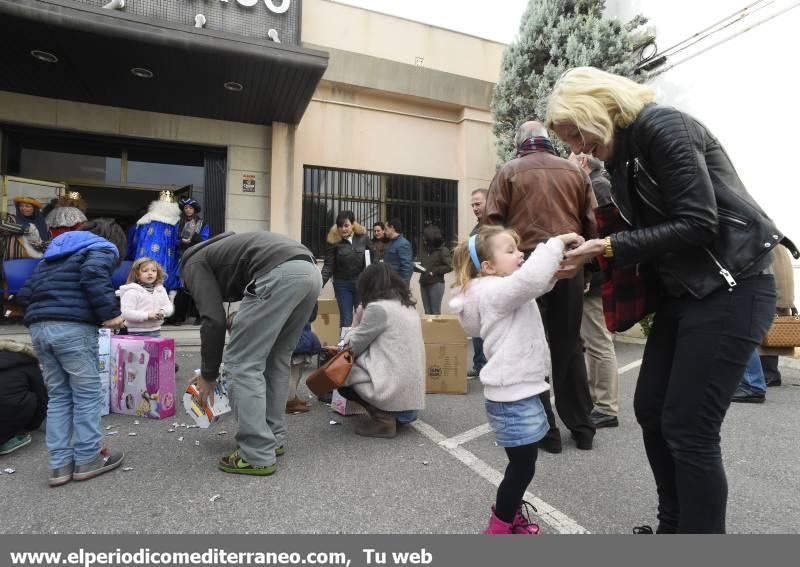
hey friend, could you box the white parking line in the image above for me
[411,420,590,534]
[440,423,493,449]
[619,359,643,375]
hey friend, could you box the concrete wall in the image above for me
[303,0,506,84]
[606,0,800,307]
[269,82,497,244]
[0,91,271,234]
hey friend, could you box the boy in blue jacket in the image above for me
[18,218,127,487]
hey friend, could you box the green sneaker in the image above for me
[0,433,32,455]
[217,449,276,476]
[275,445,285,457]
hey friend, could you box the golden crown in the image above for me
[66,191,82,200]
[159,190,176,203]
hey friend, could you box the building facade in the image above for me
[0,0,504,262]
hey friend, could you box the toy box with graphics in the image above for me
[110,336,176,419]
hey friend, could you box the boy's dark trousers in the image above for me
[537,269,596,443]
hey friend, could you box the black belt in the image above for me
[286,254,315,264]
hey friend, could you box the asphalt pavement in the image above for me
[1,341,799,534]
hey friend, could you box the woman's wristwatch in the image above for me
[603,236,614,258]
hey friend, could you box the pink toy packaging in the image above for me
[110,336,176,420]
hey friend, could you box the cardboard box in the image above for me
[110,336,176,420]
[97,329,112,356]
[312,299,340,347]
[183,379,232,428]
[97,330,112,416]
[421,315,468,394]
[331,389,367,416]
[99,353,111,417]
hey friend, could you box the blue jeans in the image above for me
[30,322,102,469]
[129,330,161,337]
[333,279,359,329]
[740,350,767,394]
[472,337,487,372]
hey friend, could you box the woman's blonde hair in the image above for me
[545,67,656,146]
[452,226,520,288]
[127,257,165,285]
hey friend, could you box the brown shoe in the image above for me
[285,397,310,414]
[354,408,397,438]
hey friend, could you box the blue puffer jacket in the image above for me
[18,232,120,326]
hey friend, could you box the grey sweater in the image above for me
[180,231,314,379]
[344,300,426,412]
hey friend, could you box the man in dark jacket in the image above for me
[571,154,620,429]
[180,231,321,476]
[486,121,598,453]
[0,340,46,455]
[383,218,413,286]
[18,219,127,486]
[468,189,488,378]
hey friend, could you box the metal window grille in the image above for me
[302,165,458,259]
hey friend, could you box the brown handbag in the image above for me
[305,347,355,397]
[762,308,800,348]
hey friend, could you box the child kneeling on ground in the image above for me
[18,218,127,487]
[449,226,583,534]
[0,340,47,455]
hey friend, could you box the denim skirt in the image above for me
[485,394,549,448]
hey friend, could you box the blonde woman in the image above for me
[549,67,797,533]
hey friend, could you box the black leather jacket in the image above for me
[607,104,798,299]
[321,224,373,286]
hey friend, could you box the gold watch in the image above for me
[603,236,614,258]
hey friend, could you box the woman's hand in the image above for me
[556,238,605,279]
[557,233,585,250]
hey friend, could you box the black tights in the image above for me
[495,443,538,523]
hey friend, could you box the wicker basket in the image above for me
[762,313,800,348]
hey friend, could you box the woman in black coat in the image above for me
[548,67,792,534]
[320,211,373,329]
[0,340,47,455]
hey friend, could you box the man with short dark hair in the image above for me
[383,218,413,286]
[486,121,598,453]
[468,188,488,378]
[181,231,321,476]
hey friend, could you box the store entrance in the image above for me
[76,185,192,231]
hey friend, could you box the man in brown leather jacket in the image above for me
[486,121,598,453]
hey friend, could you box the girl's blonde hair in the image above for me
[545,67,656,146]
[452,226,520,288]
[127,257,165,285]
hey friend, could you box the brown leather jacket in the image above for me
[485,152,598,252]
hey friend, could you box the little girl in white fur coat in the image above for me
[116,257,174,336]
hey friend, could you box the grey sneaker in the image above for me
[49,462,75,488]
[72,448,125,481]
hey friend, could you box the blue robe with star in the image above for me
[134,221,180,290]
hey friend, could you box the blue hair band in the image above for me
[468,235,481,271]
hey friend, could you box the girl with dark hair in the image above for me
[171,197,210,325]
[320,210,373,329]
[417,224,452,314]
[336,264,424,438]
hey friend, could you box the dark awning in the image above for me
[0,0,328,125]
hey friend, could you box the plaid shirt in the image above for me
[595,205,661,332]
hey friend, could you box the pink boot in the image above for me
[483,507,514,534]
[512,501,541,535]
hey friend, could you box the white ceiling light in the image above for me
[195,14,207,28]
[267,29,281,43]
[30,50,58,63]
[131,67,154,79]
[224,81,244,92]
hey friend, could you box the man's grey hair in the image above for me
[514,121,549,148]
[471,188,488,197]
